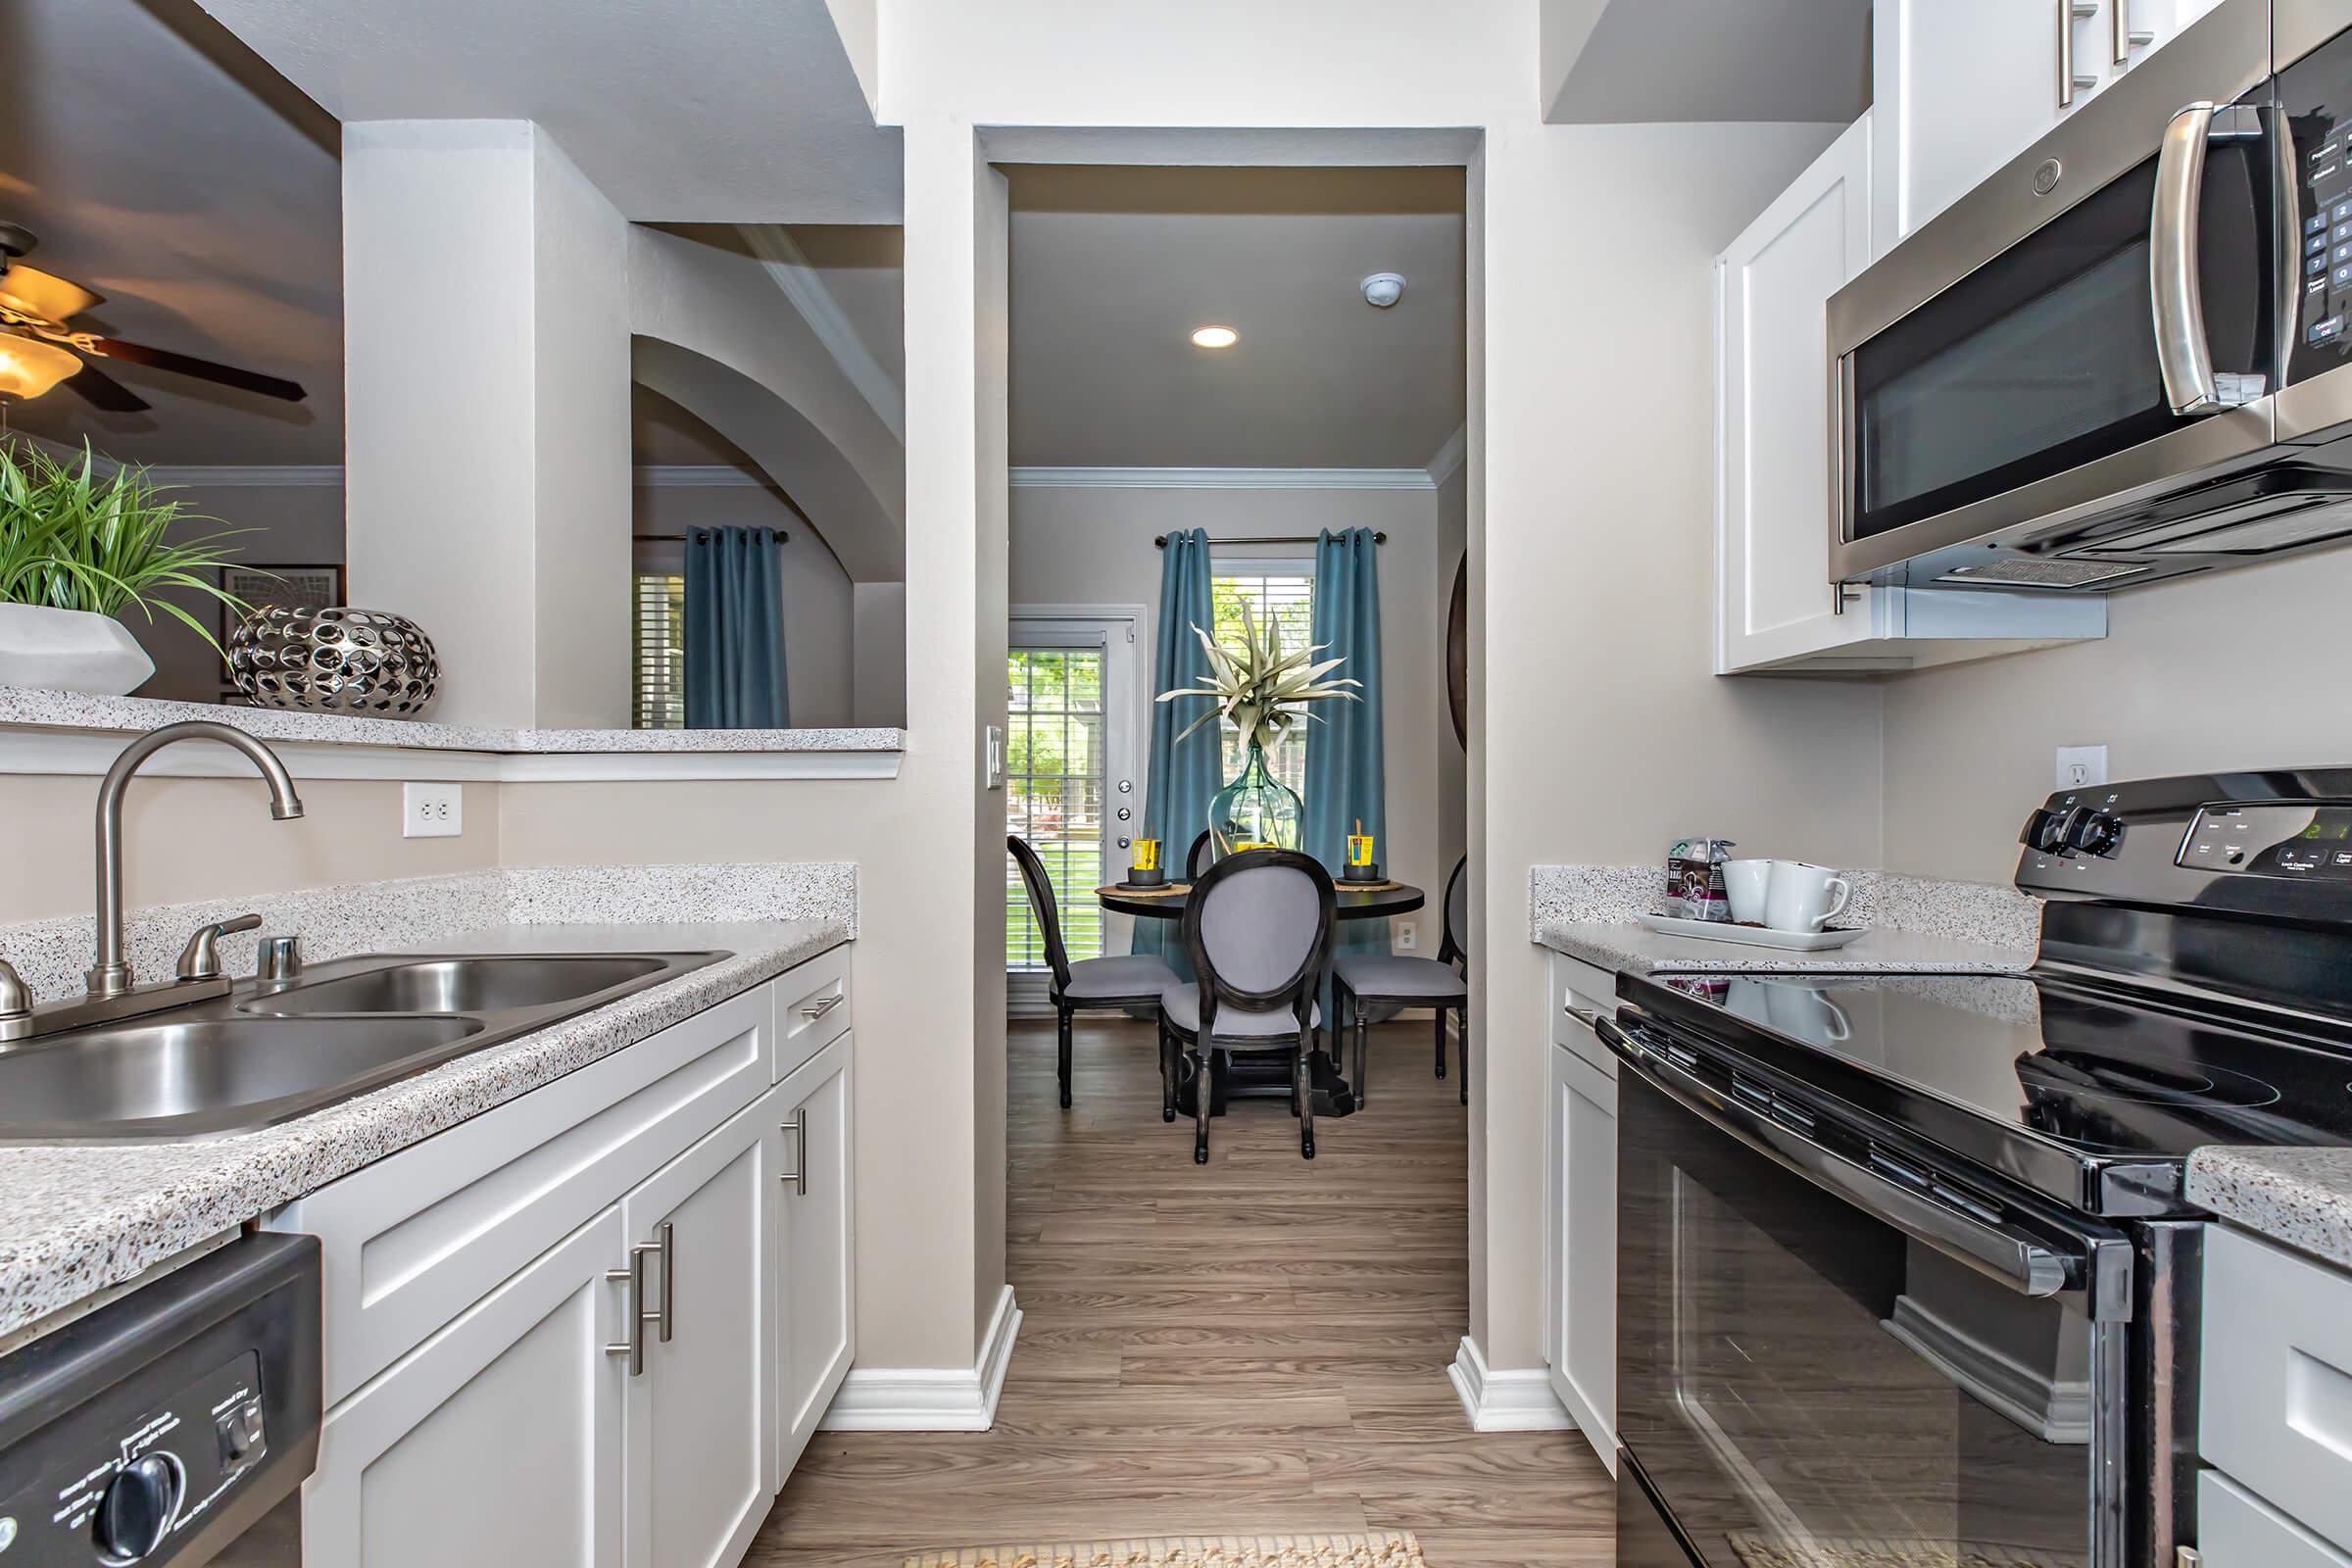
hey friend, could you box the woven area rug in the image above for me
[1725,1533,2082,1568]
[904,1532,1427,1568]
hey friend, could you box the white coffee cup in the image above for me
[1723,859,1773,924]
[1763,860,1852,933]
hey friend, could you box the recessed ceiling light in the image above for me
[1191,325,1238,349]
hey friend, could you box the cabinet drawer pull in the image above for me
[798,994,844,1023]
[651,1219,674,1344]
[780,1106,808,1196]
[2059,0,2097,107]
[604,1234,665,1376]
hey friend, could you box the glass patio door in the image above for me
[1005,612,1139,979]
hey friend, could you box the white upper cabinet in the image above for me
[1716,113,2108,675]
[1874,0,2215,252]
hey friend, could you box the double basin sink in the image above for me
[0,951,727,1143]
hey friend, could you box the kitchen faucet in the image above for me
[0,721,304,1043]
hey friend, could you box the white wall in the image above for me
[852,581,907,727]
[343,120,630,728]
[1883,551,2352,883]
[632,482,857,728]
[1008,482,1461,952]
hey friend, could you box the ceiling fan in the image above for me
[0,221,307,412]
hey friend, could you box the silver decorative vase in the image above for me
[227,606,441,715]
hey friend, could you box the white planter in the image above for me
[0,603,156,696]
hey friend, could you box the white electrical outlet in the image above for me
[2055,745,2109,792]
[403,782,463,838]
[1396,921,1418,952]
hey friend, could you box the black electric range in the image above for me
[1606,768,2352,1568]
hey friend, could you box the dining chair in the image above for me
[1185,829,1213,881]
[1158,848,1336,1164]
[1332,856,1469,1107]
[1008,835,1181,1109]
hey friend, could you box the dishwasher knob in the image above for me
[218,1398,266,1465]
[94,1453,180,1561]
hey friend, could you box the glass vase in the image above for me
[1207,738,1303,859]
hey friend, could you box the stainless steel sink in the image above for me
[0,949,727,1143]
[242,956,672,1016]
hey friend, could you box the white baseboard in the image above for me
[817,1286,1022,1432]
[1446,1335,1573,1433]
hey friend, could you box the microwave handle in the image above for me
[2153,102,2223,415]
[1597,1014,2088,1305]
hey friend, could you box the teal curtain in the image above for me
[1135,527,1219,965]
[684,526,790,728]
[1301,527,1387,1001]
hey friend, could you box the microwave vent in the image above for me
[1936,559,2150,589]
[2076,494,2352,557]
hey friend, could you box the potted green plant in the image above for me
[0,440,259,695]
[1159,602,1358,855]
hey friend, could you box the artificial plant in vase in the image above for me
[1159,602,1358,857]
[0,440,260,695]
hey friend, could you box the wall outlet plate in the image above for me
[1396,921,1418,952]
[404,781,463,838]
[984,724,1004,791]
[2056,745,2108,792]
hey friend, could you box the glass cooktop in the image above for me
[1632,969,2352,1214]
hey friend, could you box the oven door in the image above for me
[1828,0,2281,585]
[1604,1016,2132,1568]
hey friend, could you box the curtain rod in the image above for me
[632,529,790,543]
[1152,532,1384,548]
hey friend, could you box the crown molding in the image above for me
[738,223,906,444]
[1425,424,1468,488]
[1009,466,1435,491]
[140,464,345,487]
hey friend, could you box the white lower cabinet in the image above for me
[305,1207,627,1568]
[773,1030,856,1488]
[288,956,856,1568]
[625,1082,782,1568]
[1542,960,1619,1473]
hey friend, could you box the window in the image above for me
[1209,563,1314,798]
[1005,646,1106,968]
[632,572,686,729]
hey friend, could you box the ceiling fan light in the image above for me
[0,333,82,400]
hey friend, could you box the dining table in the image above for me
[1097,875,1426,1121]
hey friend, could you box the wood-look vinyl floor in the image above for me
[747,1017,1616,1568]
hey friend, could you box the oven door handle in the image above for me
[1597,1015,2082,1301]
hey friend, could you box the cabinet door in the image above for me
[303,1207,625,1568]
[622,1084,781,1568]
[1716,116,1886,674]
[1544,1034,1619,1472]
[774,1030,856,1490]
[1875,0,2102,252]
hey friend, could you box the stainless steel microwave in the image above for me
[1828,0,2352,592]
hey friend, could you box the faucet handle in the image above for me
[177,914,263,983]
[258,934,302,984]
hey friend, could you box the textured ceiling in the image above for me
[1006,166,1465,470]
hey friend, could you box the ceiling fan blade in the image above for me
[78,337,306,402]
[0,264,103,326]
[63,361,153,414]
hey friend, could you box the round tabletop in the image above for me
[1098,879,1425,921]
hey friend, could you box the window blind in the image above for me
[632,572,687,730]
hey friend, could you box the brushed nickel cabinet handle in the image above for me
[604,1238,663,1376]
[2060,0,2097,107]
[779,1106,808,1196]
[651,1220,674,1344]
[2113,0,2151,62]
[799,993,845,1022]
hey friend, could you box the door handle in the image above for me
[799,994,844,1023]
[780,1106,808,1196]
[2058,0,2097,108]
[604,1232,665,1376]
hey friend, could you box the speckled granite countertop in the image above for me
[1530,863,2040,975]
[0,685,902,754]
[0,864,854,1343]
[2187,1148,2352,1269]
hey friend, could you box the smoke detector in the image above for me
[1359,271,1406,309]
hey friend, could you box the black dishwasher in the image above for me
[0,1232,319,1566]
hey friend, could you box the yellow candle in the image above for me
[1134,838,1160,871]
[1348,832,1376,867]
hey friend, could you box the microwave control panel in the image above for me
[2286,24,2352,377]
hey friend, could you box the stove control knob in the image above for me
[93,1453,180,1562]
[2063,808,2124,857]
[2021,808,2070,854]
